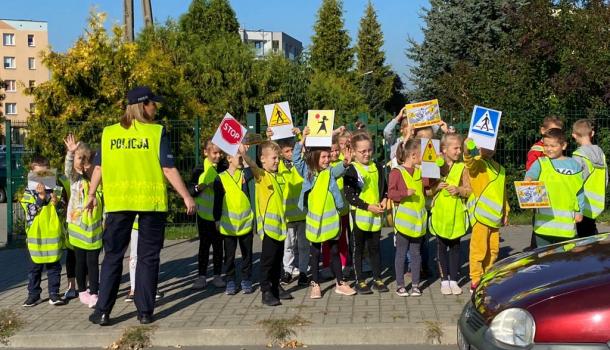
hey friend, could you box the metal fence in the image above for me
[3,110,610,243]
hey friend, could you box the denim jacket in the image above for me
[292,142,347,212]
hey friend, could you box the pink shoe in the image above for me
[78,291,91,306]
[88,294,98,309]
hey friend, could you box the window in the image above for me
[2,33,15,46]
[27,34,35,47]
[272,40,279,52]
[5,103,17,115]
[254,41,263,49]
[4,80,16,92]
[29,80,36,88]
[3,57,15,69]
[29,103,36,112]
[28,57,36,70]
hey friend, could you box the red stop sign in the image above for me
[220,118,243,145]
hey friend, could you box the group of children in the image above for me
[20,112,606,308]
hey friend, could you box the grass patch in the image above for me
[424,320,443,344]
[107,325,157,350]
[257,315,311,348]
[507,211,533,225]
[165,225,197,240]
[0,309,24,345]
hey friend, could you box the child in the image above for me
[56,174,78,300]
[293,127,356,299]
[242,141,293,306]
[344,132,389,294]
[213,145,254,295]
[124,217,163,302]
[464,138,509,293]
[190,140,225,290]
[21,155,66,307]
[525,128,585,246]
[526,116,564,171]
[429,133,471,295]
[571,119,607,238]
[388,139,427,297]
[63,134,103,308]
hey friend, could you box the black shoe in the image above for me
[89,310,110,326]
[48,294,66,306]
[261,291,281,306]
[355,281,373,295]
[138,314,154,325]
[297,272,309,286]
[23,295,40,307]
[280,271,293,285]
[278,286,293,300]
[372,279,389,293]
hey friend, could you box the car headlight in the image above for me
[487,308,535,347]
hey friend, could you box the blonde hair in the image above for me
[120,103,154,128]
[572,119,594,138]
[440,133,463,150]
[259,141,281,158]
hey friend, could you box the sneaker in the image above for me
[79,290,91,305]
[23,295,40,307]
[155,291,164,300]
[125,291,135,302]
[225,280,237,295]
[309,281,322,299]
[262,291,281,307]
[291,268,301,279]
[440,280,452,295]
[64,288,78,300]
[280,271,293,285]
[410,286,422,297]
[212,275,226,288]
[278,285,294,300]
[372,279,389,293]
[297,272,309,286]
[191,276,207,290]
[241,280,254,294]
[355,281,373,295]
[395,287,409,297]
[88,294,98,308]
[449,280,462,295]
[334,281,356,296]
[48,294,66,306]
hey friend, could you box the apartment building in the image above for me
[239,29,303,60]
[0,19,49,124]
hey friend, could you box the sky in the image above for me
[2,0,429,85]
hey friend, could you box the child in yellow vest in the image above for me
[525,128,585,246]
[464,138,509,293]
[242,141,294,306]
[344,132,389,294]
[189,140,225,290]
[429,133,471,295]
[571,119,607,238]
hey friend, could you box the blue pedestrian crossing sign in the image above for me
[468,105,502,150]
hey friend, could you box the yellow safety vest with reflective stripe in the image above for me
[20,193,63,264]
[101,121,167,212]
[393,166,427,238]
[352,162,382,231]
[573,150,606,219]
[534,157,583,238]
[218,170,254,236]
[196,158,218,221]
[255,172,287,241]
[305,169,340,243]
[330,160,349,216]
[430,162,469,239]
[56,175,74,250]
[67,181,103,250]
[278,161,306,222]
[468,160,506,228]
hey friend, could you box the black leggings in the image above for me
[436,236,461,281]
[310,241,342,284]
[66,248,76,279]
[74,247,101,294]
[196,218,223,276]
[352,223,381,281]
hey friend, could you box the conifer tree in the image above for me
[310,0,354,74]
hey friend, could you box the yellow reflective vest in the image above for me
[352,162,382,232]
[255,171,287,241]
[21,193,63,264]
[196,158,218,221]
[101,121,167,212]
[429,162,469,240]
[278,161,306,222]
[393,166,427,238]
[305,169,340,243]
[67,180,103,250]
[468,160,506,228]
[573,150,606,219]
[218,170,254,236]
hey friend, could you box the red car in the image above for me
[458,233,610,349]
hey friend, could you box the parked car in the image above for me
[458,233,610,350]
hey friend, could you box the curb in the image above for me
[5,324,457,348]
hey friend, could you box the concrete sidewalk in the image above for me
[0,225,544,348]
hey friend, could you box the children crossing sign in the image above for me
[264,101,294,140]
[468,105,502,150]
[306,110,335,147]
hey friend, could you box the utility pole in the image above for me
[123,0,154,42]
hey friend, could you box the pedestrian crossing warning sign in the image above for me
[422,139,437,162]
[269,103,291,127]
[468,105,502,150]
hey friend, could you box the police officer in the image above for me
[86,86,196,326]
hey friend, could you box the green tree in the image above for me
[307,71,367,125]
[179,0,239,44]
[356,1,394,116]
[310,0,354,74]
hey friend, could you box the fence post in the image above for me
[4,120,13,244]
[194,117,201,168]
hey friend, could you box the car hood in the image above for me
[473,233,610,320]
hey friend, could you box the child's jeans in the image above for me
[395,234,421,288]
[27,256,62,297]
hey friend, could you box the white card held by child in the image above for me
[27,168,58,191]
[420,138,441,178]
[264,101,294,140]
[468,105,502,150]
[514,181,551,209]
[405,99,442,128]
[305,110,335,147]
[211,113,247,156]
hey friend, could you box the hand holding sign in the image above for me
[468,106,502,150]
[211,113,247,156]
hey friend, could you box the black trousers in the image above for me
[351,219,382,282]
[74,247,101,294]
[310,241,341,284]
[577,216,599,238]
[259,234,284,297]
[436,236,461,281]
[196,218,223,276]
[96,211,165,317]
[27,254,62,297]
[65,248,76,279]
[223,233,253,281]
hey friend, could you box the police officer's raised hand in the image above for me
[184,196,196,215]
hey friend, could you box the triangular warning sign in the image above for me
[269,104,291,127]
[474,111,495,133]
[422,139,437,162]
